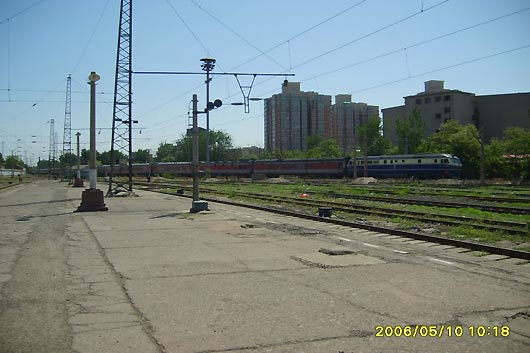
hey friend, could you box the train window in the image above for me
[384,160,387,164]
[434,159,438,163]
[395,160,398,163]
[418,159,422,164]
[390,160,393,164]
[402,160,405,163]
[442,159,449,163]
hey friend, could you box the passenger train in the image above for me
[97,153,462,179]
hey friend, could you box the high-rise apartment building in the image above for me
[264,81,380,154]
[333,94,379,155]
[264,81,332,152]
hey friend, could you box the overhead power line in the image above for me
[165,0,213,58]
[135,0,370,120]
[303,6,530,82]
[226,0,369,71]
[0,0,46,25]
[350,44,530,94]
[293,0,450,69]
[188,0,291,71]
[70,0,111,75]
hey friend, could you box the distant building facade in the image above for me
[382,80,530,143]
[264,81,332,152]
[333,94,379,155]
[264,81,379,154]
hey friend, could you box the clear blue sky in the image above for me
[1,0,529,165]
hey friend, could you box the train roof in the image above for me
[363,153,456,159]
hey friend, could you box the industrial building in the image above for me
[382,81,530,143]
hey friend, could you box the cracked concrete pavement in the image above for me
[1,180,529,353]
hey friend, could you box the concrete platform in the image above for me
[1,180,529,353]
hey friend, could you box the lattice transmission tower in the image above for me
[62,75,72,177]
[108,0,134,195]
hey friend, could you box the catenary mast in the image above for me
[108,0,133,195]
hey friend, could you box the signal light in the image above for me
[207,99,223,111]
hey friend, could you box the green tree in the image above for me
[5,155,25,169]
[173,130,234,162]
[358,116,392,156]
[307,139,341,158]
[395,107,424,154]
[419,120,481,178]
[59,152,77,166]
[37,158,51,170]
[96,150,126,165]
[80,149,90,165]
[484,138,505,178]
[306,135,323,150]
[157,142,178,162]
[487,127,530,179]
[133,149,152,163]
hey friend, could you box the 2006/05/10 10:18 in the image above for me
[375,325,510,338]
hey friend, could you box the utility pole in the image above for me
[190,94,209,213]
[49,119,54,178]
[201,58,215,176]
[352,110,357,179]
[73,132,84,187]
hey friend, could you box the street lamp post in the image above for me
[75,72,107,212]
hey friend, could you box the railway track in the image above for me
[170,184,529,235]
[223,192,529,235]
[134,181,530,226]
[326,192,530,215]
[213,180,530,205]
[133,181,530,261]
[335,188,530,204]
[198,180,530,214]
